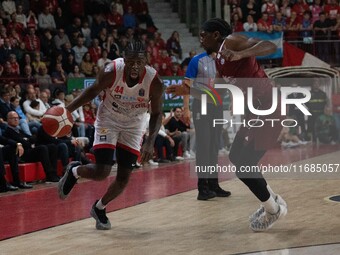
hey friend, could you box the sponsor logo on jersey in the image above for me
[114,94,121,99]
[137,97,145,102]
[138,88,145,97]
[99,135,107,141]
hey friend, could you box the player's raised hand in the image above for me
[166,84,190,97]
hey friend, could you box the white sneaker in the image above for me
[298,140,308,145]
[183,151,191,159]
[250,204,287,232]
[148,160,159,166]
[189,150,196,158]
[175,156,184,161]
[249,194,287,222]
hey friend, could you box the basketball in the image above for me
[41,106,74,137]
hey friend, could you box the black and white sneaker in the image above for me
[58,161,81,200]
[90,200,112,230]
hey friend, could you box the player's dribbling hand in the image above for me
[218,49,243,61]
[166,84,190,97]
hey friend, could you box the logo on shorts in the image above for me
[98,128,109,135]
[114,94,121,99]
[99,135,107,141]
[137,97,144,102]
[138,88,145,97]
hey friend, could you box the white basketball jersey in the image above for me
[97,58,157,126]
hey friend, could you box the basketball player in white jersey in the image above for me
[58,40,164,230]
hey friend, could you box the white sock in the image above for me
[72,166,80,179]
[262,195,279,214]
[96,199,106,210]
[266,185,277,199]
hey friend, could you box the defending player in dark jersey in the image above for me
[167,18,287,232]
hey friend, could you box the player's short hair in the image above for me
[201,18,231,39]
[126,40,146,57]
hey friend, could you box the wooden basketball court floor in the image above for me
[1,144,340,255]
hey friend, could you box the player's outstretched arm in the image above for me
[66,63,115,113]
[219,34,277,61]
[140,75,164,163]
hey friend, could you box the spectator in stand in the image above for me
[61,42,75,62]
[10,95,40,135]
[118,36,129,57]
[21,64,36,84]
[154,113,174,163]
[51,88,65,106]
[292,0,310,21]
[66,17,83,40]
[0,61,17,79]
[231,13,244,32]
[154,32,166,50]
[50,51,65,70]
[68,64,85,78]
[26,10,38,30]
[19,53,33,74]
[97,49,112,68]
[230,0,243,21]
[92,65,100,77]
[8,54,19,75]
[14,41,26,64]
[72,37,88,65]
[24,27,41,53]
[146,39,160,62]
[38,6,56,32]
[4,111,60,182]
[51,62,67,91]
[123,6,138,30]
[8,27,22,48]
[261,0,279,23]
[54,7,68,30]
[170,62,184,76]
[272,12,287,32]
[106,35,120,60]
[0,37,15,64]
[91,14,107,40]
[0,137,32,192]
[82,102,95,147]
[97,27,108,50]
[299,10,313,49]
[22,87,47,119]
[315,106,338,144]
[181,50,196,69]
[244,14,258,31]
[35,66,52,90]
[257,12,273,33]
[155,50,171,76]
[306,79,329,141]
[7,13,24,35]
[15,5,26,28]
[242,0,260,22]
[2,0,16,16]
[42,0,58,14]
[40,29,57,63]
[80,52,95,77]
[81,20,91,48]
[164,107,191,159]
[313,12,332,62]
[25,99,42,123]
[39,91,51,109]
[324,0,340,21]
[135,0,157,32]
[32,52,46,74]
[166,31,182,61]
[54,28,70,51]
[107,4,124,32]
[88,38,102,64]
[310,0,323,24]
[286,11,300,40]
